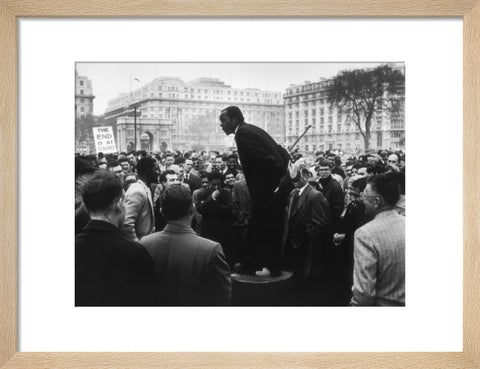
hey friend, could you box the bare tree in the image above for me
[327,64,404,151]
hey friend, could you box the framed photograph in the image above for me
[1,1,478,368]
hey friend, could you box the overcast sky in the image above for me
[76,62,390,116]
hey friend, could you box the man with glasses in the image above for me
[316,158,344,228]
[351,173,405,306]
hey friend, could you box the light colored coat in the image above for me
[140,223,231,305]
[121,180,155,241]
[352,209,405,306]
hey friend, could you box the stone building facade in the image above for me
[284,74,405,154]
[105,77,285,152]
[75,71,95,119]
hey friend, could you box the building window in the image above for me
[79,80,84,86]
[80,89,84,95]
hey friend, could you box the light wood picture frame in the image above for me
[1,1,479,368]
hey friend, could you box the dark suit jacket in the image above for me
[282,185,331,279]
[140,223,232,305]
[196,187,235,266]
[318,175,345,226]
[184,172,202,192]
[235,122,289,208]
[75,220,155,306]
[282,184,331,254]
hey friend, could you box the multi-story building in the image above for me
[75,71,96,154]
[284,70,405,154]
[104,77,285,152]
[75,71,95,119]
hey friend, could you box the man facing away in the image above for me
[351,173,405,306]
[121,157,158,241]
[75,171,155,306]
[140,186,232,306]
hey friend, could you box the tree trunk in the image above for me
[363,131,370,152]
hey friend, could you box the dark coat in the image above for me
[282,185,331,280]
[196,187,235,267]
[282,185,331,254]
[75,220,155,306]
[234,122,290,270]
[184,172,202,192]
[318,175,345,226]
[235,122,289,209]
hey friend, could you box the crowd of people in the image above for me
[75,106,405,307]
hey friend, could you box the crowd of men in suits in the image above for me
[75,106,405,307]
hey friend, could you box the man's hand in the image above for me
[333,233,346,246]
[211,189,220,201]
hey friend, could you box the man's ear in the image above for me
[115,197,124,212]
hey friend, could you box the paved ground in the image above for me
[231,270,351,306]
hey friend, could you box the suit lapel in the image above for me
[287,189,297,219]
[291,185,311,217]
[139,181,154,215]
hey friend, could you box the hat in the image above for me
[75,157,96,176]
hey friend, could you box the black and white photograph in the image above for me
[74,62,406,307]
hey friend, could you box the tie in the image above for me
[290,189,300,213]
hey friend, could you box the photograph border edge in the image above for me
[1,1,479,367]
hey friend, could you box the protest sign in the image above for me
[92,126,117,154]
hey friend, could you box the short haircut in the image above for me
[137,150,147,158]
[136,157,156,177]
[160,185,192,221]
[107,160,121,169]
[300,167,312,178]
[82,171,123,213]
[174,157,186,165]
[200,171,209,179]
[351,176,368,193]
[221,106,244,124]
[207,171,223,182]
[227,154,238,161]
[159,169,176,183]
[367,174,400,206]
[389,171,405,195]
[317,157,331,168]
[118,156,129,164]
[352,162,361,170]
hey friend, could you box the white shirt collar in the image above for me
[298,183,309,196]
[234,124,240,135]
